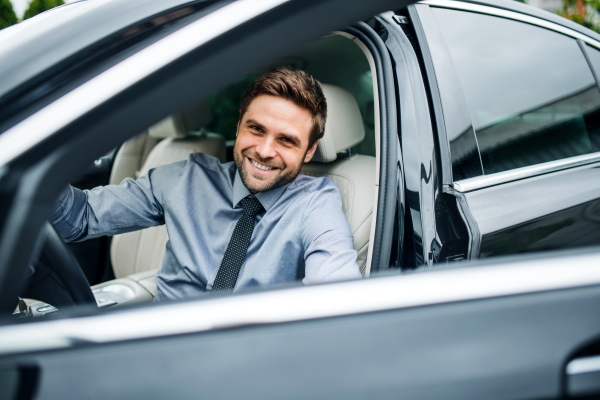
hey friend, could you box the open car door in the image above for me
[1,0,600,399]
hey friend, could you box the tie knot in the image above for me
[240,196,263,217]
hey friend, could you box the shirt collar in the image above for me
[232,169,291,212]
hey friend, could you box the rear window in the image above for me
[432,8,600,175]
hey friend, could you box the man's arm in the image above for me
[51,159,187,242]
[301,183,362,284]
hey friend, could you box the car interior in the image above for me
[20,31,382,312]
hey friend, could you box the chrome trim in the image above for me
[421,0,600,49]
[452,153,600,193]
[567,355,600,375]
[1,251,600,356]
[0,0,290,168]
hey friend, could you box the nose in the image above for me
[254,136,277,160]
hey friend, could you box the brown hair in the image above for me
[239,67,327,149]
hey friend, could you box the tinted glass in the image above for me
[432,8,600,174]
[585,44,600,83]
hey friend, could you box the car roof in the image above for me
[2,0,600,104]
[0,0,212,101]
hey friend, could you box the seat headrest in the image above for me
[148,99,212,139]
[311,84,365,163]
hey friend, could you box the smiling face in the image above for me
[233,94,319,193]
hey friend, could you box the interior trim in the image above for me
[422,0,600,49]
[346,33,380,277]
[344,23,399,272]
[1,249,600,356]
[452,153,600,193]
[0,0,290,168]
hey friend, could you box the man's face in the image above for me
[234,95,319,193]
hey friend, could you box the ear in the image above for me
[236,120,240,137]
[303,140,319,163]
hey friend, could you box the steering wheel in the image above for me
[22,223,97,309]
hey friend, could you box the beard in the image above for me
[234,147,303,193]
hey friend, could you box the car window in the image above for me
[584,44,600,84]
[53,31,379,310]
[431,8,600,175]
[207,34,375,157]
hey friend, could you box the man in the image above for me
[52,67,361,301]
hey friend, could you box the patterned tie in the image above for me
[210,196,264,294]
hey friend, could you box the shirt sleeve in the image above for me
[51,160,188,242]
[301,181,362,284]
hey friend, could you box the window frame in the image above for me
[418,0,600,195]
[0,0,404,315]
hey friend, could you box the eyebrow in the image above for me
[244,119,266,131]
[279,133,301,147]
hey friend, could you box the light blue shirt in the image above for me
[52,153,361,301]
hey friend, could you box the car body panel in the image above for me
[412,0,600,260]
[0,0,226,101]
[410,3,483,183]
[1,0,600,398]
[23,286,600,400]
[3,250,600,399]
[466,162,600,257]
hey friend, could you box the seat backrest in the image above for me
[110,101,226,278]
[301,84,376,275]
[109,99,219,184]
[109,133,158,185]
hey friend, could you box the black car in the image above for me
[1,0,600,398]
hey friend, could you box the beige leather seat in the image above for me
[109,100,226,283]
[108,133,159,186]
[302,84,376,275]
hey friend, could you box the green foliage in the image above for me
[557,0,600,32]
[206,74,260,141]
[23,0,64,20]
[0,0,17,30]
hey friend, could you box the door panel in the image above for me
[464,163,600,257]
[6,284,600,400]
[479,197,600,258]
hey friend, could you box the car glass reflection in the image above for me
[584,44,600,84]
[432,8,600,174]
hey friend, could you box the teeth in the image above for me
[252,160,273,171]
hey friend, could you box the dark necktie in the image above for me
[211,196,264,294]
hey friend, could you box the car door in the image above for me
[3,249,600,399]
[409,1,600,260]
[2,1,600,399]
[373,11,473,268]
